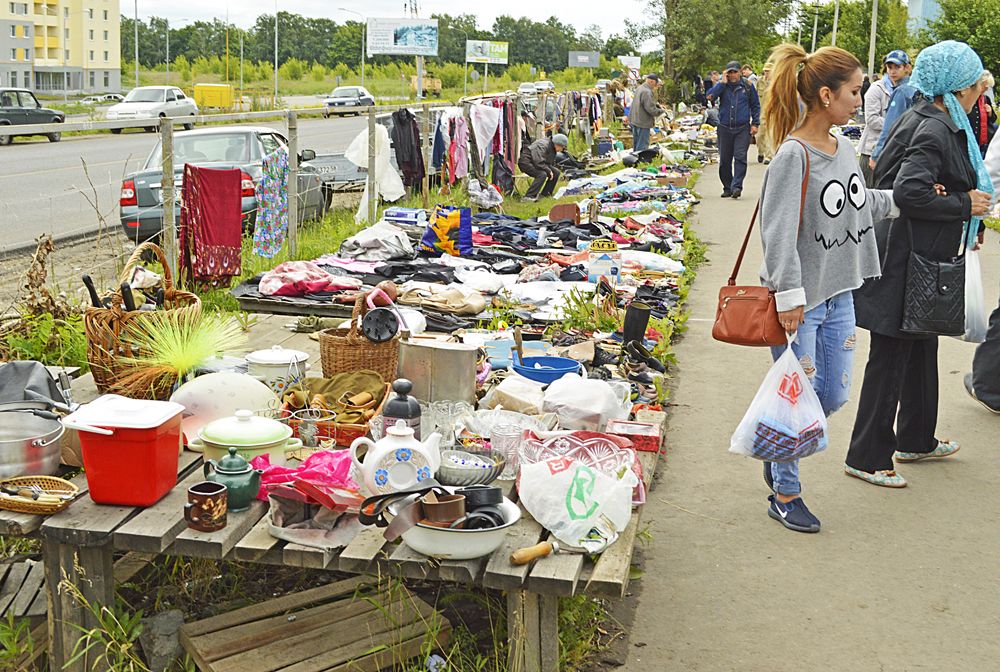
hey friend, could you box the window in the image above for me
[89,71,94,87]
[22,24,27,36]
[103,9,107,19]
[9,26,14,38]
[88,50,93,60]
[88,29,93,40]
[20,3,25,13]
[64,28,68,39]
[24,48,29,60]
[165,90,175,101]
[63,6,67,16]
[103,71,108,87]
[174,89,184,99]
[103,50,107,61]
[8,3,14,13]
[10,49,16,61]
[9,72,15,87]
[260,133,283,156]
[17,91,38,108]
[87,8,92,18]
[103,30,107,40]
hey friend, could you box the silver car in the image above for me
[106,86,199,134]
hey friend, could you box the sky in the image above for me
[120,0,650,42]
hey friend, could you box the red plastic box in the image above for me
[605,419,661,453]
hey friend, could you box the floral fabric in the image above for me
[252,148,289,258]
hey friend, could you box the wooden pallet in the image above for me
[0,559,47,619]
[179,577,451,672]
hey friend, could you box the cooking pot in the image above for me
[0,402,65,479]
[187,410,302,467]
[245,346,310,395]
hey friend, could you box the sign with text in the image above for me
[618,55,641,81]
[569,51,600,68]
[466,40,509,64]
[367,18,439,56]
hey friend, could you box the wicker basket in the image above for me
[0,476,78,515]
[319,296,400,382]
[84,242,201,398]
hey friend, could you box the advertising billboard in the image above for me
[466,40,509,65]
[569,51,601,68]
[367,18,439,56]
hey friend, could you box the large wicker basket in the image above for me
[319,296,400,382]
[83,242,201,398]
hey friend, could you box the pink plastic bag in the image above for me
[252,449,359,502]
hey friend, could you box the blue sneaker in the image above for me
[763,461,774,492]
[767,495,821,533]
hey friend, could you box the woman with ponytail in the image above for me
[756,43,898,533]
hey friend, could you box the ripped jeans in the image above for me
[766,292,857,496]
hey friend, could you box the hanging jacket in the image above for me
[390,109,425,188]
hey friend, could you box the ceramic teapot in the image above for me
[350,420,442,494]
[204,447,264,512]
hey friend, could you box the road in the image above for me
[0,115,366,252]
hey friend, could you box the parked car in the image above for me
[0,89,65,145]
[119,126,328,244]
[81,95,103,104]
[102,93,124,103]
[517,82,537,96]
[106,86,199,134]
[321,86,375,117]
[595,79,611,92]
[534,81,556,93]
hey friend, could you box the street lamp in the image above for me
[274,0,278,103]
[134,1,139,88]
[338,8,365,88]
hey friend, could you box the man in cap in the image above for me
[858,49,910,186]
[707,60,760,199]
[518,132,568,201]
[629,73,663,152]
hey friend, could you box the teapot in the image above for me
[204,447,264,512]
[350,419,442,495]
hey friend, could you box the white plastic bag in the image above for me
[959,250,988,343]
[482,374,545,415]
[730,344,828,462]
[543,374,630,431]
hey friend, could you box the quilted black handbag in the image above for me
[900,223,967,337]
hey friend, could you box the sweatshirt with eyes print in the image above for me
[758,135,898,313]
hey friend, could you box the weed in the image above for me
[2,311,89,369]
[60,577,149,672]
[0,535,42,560]
[0,612,37,670]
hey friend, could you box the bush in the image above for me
[331,62,353,79]
[310,62,327,82]
[506,63,533,82]
[437,62,466,89]
[279,57,307,81]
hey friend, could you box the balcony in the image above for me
[34,36,59,48]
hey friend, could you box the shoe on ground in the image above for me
[763,461,774,492]
[757,154,764,163]
[767,495,820,533]
[964,373,1000,414]
[895,440,960,463]
[721,190,733,198]
[731,189,742,199]
[523,196,538,202]
[843,464,907,488]
[763,159,771,165]
[625,341,667,373]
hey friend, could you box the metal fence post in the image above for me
[159,117,178,280]
[287,109,299,257]
[367,106,377,224]
[422,103,431,209]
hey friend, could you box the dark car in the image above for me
[0,89,65,145]
[119,126,328,244]
[321,86,375,117]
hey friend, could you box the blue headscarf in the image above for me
[910,40,993,246]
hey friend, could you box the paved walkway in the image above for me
[623,159,1000,670]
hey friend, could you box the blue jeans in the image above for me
[767,292,857,496]
[718,124,751,191]
[631,125,651,151]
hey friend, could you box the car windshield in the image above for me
[332,87,359,97]
[145,132,250,168]
[124,88,166,103]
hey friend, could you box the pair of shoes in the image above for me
[895,439,961,463]
[964,373,1000,414]
[731,189,742,199]
[763,461,774,492]
[767,495,820,533]
[593,346,619,368]
[843,464,907,487]
[721,190,733,198]
[624,341,666,373]
[522,196,538,202]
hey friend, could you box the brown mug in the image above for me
[420,493,465,524]
[184,482,228,532]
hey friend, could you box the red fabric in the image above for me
[258,261,363,297]
[472,231,497,246]
[178,164,242,284]
[978,96,988,145]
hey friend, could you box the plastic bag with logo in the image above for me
[729,340,828,463]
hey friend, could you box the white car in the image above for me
[81,95,102,104]
[534,81,555,93]
[517,82,537,96]
[106,86,199,134]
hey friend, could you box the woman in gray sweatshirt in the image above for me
[755,43,898,533]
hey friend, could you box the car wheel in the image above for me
[0,125,11,146]
[47,132,61,142]
[144,126,155,132]
[183,116,194,131]
[110,128,122,135]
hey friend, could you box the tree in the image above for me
[793,0,911,74]
[603,34,638,60]
[926,0,1000,74]
[433,14,481,65]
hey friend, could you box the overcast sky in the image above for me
[121,0,649,42]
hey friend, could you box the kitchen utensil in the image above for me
[361,288,404,343]
[380,379,422,439]
[398,339,478,404]
[514,327,525,364]
[82,275,103,309]
[0,402,66,479]
[510,540,592,565]
[511,356,582,384]
[184,481,228,532]
[489,424,522,480]
[456,485,503,508]
[436,450,505,487]
[203,447,264,512]
[189,410,303,467]
[429,400,474,449]
[245,346,310,395]
[291,408,336,449]
[0,476,78,515]
[387,495,521,560]
[419,492,465,524]
[349,419,443,495]
[169,372,279,445]
[120,281,137,311]
[58,371,74,408]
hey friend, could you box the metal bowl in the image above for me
[436,450,505,487]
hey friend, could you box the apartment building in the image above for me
[0,0,120,94]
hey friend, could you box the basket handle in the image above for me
[347,295,365,339]
[119,242,175,290]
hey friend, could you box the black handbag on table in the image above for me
[900,222,968,337]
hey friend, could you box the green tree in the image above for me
[926,0,1000,74]
[603,34,638,60]
[795,0,911,73]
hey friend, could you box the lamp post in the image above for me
[831,0,841,46]
[338,8,365,88]
[273,1,278,103]
[454,27,469,98]
[134,0,139,87]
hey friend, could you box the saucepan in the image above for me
[0,401,65,479]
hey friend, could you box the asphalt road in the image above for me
[0,115,366,252]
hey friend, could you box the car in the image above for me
[517,82,537,96]
[595,79,611,92]
[81,95,103,104]
[321,86,375,117]
[102,93,124,103]
[534,80,556,93]
[0,89,65,145]
[106,86,199,134]
[119,126,328,244]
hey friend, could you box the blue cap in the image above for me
[884,50,910,65]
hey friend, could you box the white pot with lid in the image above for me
[245,345,310,395]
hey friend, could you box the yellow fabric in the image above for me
[283,371,387,423]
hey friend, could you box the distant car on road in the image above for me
[119,126,329,244]
[102,93,124,103]
[534,81,556,93]
[0,89,65,145]
[321,86,375,117]
[81,95,103,104]
[106,86,199,134]
[517,82,537,96]
[595,79,610,92]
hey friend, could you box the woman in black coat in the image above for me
[846,43,993,488]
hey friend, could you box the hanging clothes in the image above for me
[345,123,405,223]
[252,148,290,258]
[449,116,470,182]
[431,115,447,170]
[179,164,242,284]
[390,108,425,189]
[470,104,501,164]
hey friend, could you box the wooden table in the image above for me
[2,315,665,672]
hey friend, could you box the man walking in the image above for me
[707,61,760,199]
[518,133,567,201]
[858,49,910,186]
[630,73,662,152]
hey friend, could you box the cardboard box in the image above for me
[605,419,661,453]
[657,175,688,187]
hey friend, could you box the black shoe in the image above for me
[763,159,770,165]
[964,373,1000,414]
[757,155,764,163]
[593,347,619,368]
[625,340,666,373]
[763,461,774,492]
[731,189,742,199]
[721,190,733,198]
[767,495,820,533]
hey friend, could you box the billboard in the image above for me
[367,18,439,56]
[568,51,600,68]
[466,40,509,65]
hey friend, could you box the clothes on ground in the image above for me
[252,148,290,258]
[259,261,363,297]
[179,164,242,283]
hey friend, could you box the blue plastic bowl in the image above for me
[511,355,582,384]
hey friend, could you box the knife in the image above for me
[510,540,590,565]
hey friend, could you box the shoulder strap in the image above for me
[727,137,812,285]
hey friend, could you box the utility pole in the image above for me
[273,2,279,104]
[165,19,170,83]
[832,0,840,46]
[811,2,819,52]
[867,0,878,79]
[134,1,139,88]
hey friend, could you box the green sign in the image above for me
[466,40,509,65]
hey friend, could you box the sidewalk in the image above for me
[623,159,1000,670]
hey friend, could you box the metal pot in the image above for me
[245,346,310,395]
[0,403,65,479]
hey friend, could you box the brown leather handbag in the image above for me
[712,138,811,347]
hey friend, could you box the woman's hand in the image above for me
[969,189,991,216]
[974,230,985,252]
[778,307,805,334]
